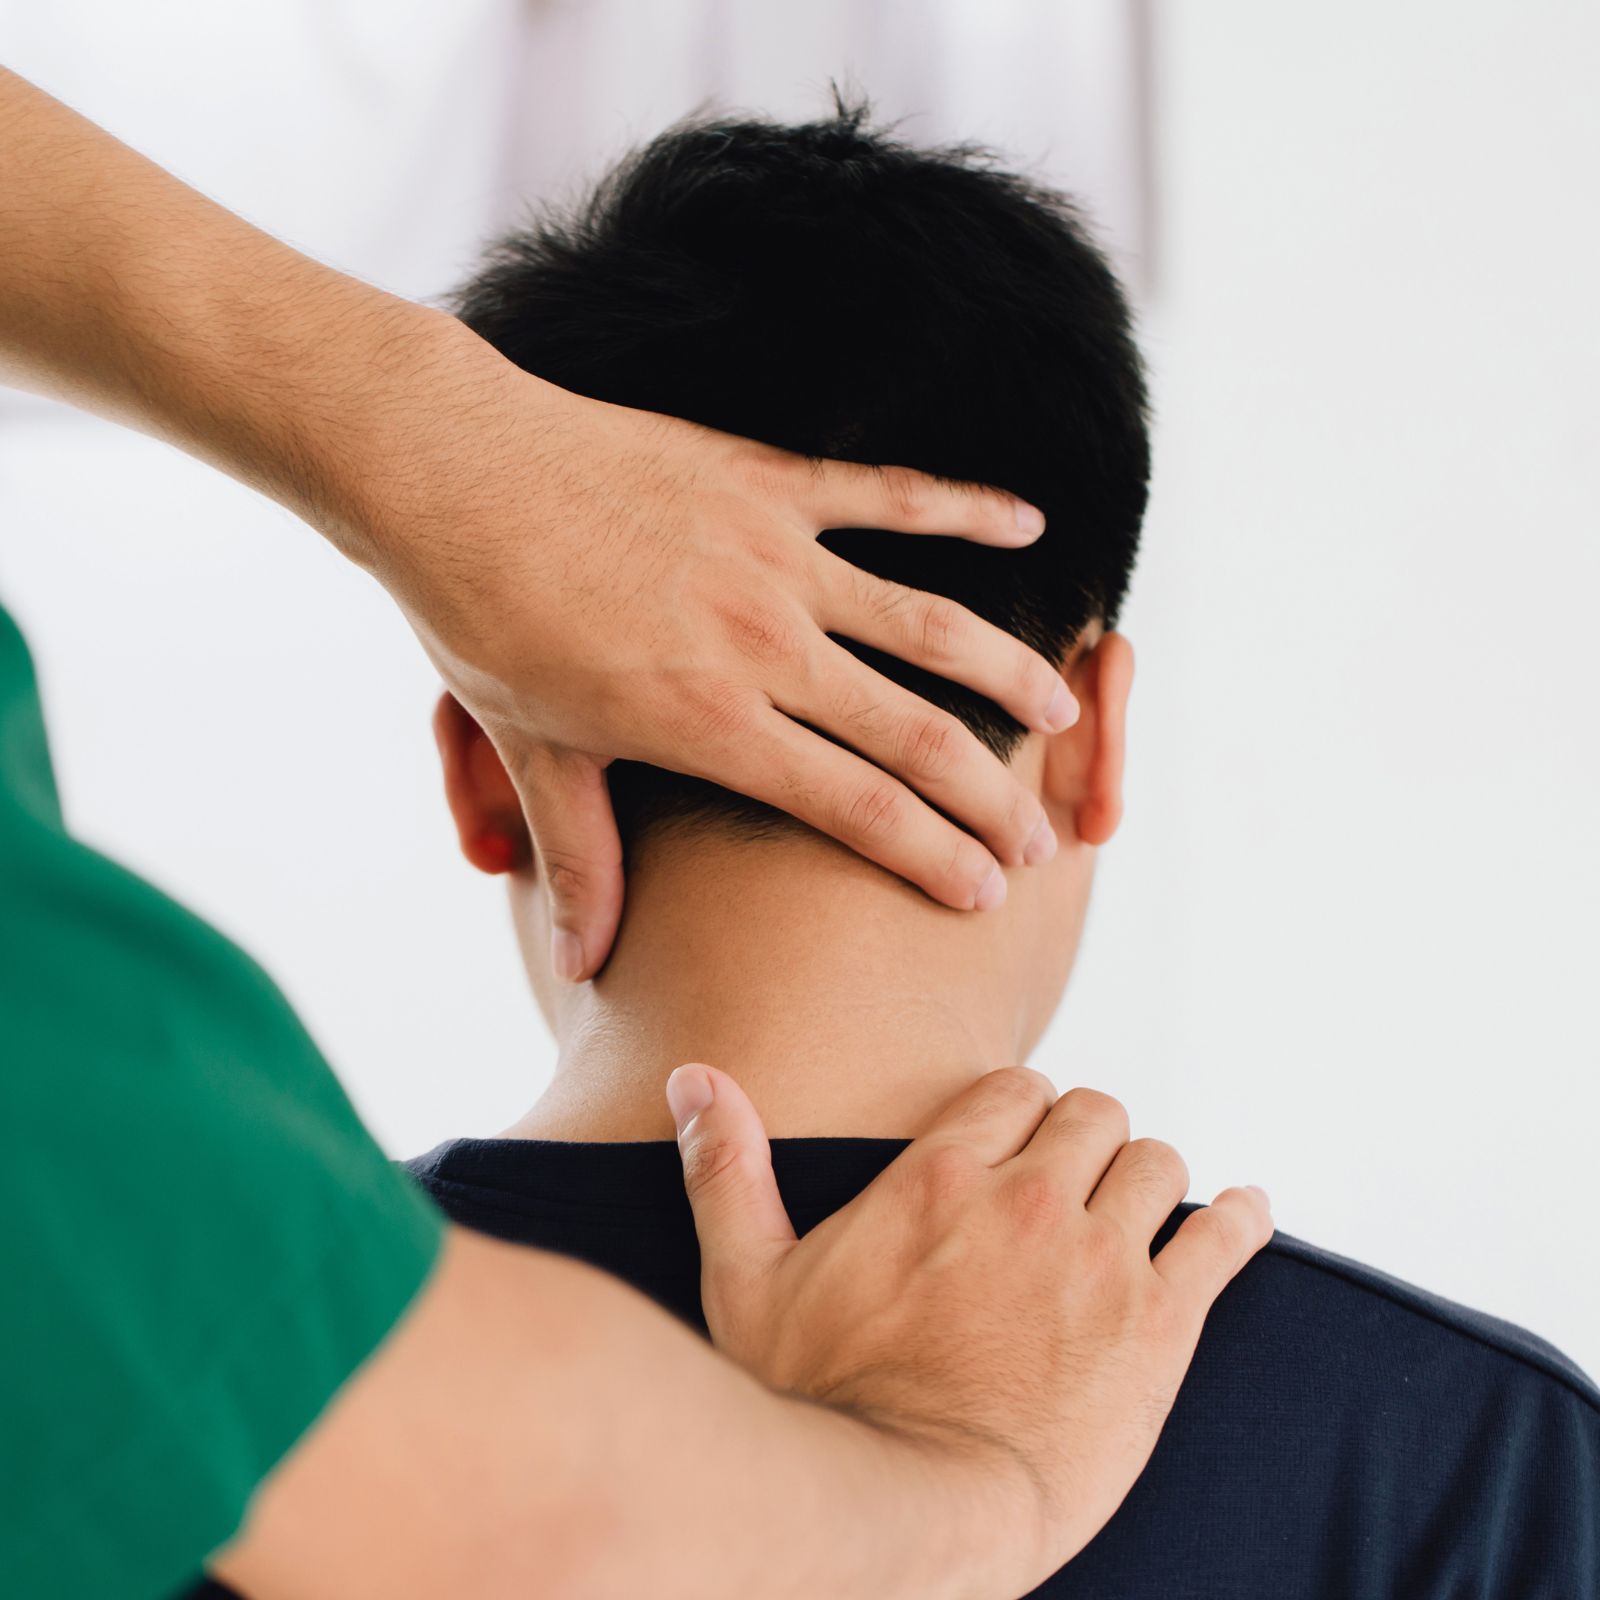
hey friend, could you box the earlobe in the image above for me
[432,693,531,875]
[1043,634,1134,847]
[1077,633,1133,846]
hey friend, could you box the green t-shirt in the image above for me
[0,602,444,1597]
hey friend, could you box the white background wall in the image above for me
[2,1,1595,1375]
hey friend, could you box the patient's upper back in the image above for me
[405,1134,1599,1600]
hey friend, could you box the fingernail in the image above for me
[666,1065,715,1136]
[973,864,1007,911]
[1044,681,1078,733]
[551,928,585,983]
[1023,813,1057,866]
[1013,499,1046,540]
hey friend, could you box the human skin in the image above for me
[1,64,1271,1600]
[439,627,1136,1142]
[0,65,1077,985]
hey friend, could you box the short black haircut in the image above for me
[452,99,1149,841]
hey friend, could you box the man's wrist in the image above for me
[779,1393,1051,1600]
[270,292,468,572]
[290,300,578,614]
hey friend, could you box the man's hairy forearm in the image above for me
[213,1229,1033,1600]
[0,66,450,562]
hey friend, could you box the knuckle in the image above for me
[717,596,800,666]
[979,1066,1055,1116]
[679,1132,747,1198]
[908,1145,979,1203]
[897,711,961,785]
[747,529,807,579]
[735,445,803,505]
[911,597,964,662]
[537,847,594,903]
[829,679,886,742]
[1124,1138,1190,1198]
[861,573,913,627]
[835,778,905,844]
[681,681,758,746]
[1004,1167,1067,1233]
[880,466,931,525]
[1060,1086,1131,1137]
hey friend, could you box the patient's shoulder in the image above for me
[1233,1211,1600,1410]
[1073,1211,1599,1597]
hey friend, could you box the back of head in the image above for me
[452,98,1149,843]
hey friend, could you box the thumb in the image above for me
[515,748,624,983]
[669,1065,797,1323]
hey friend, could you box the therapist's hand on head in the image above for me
[1,62,1070,986]
[341,319,1071,981]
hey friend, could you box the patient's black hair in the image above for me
[451,98,1149,840]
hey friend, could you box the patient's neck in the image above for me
[505,828,1061,1143]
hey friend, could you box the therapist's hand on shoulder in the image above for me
[338,312,1072,982]
[668,1063,1275,1583]
[218,1064,1271,1600]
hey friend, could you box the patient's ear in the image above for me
[1042,632,1134,847]
[431,693,531,875]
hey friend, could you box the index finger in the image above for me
[801,460,1046,549]
[711,708,1007,913]
[818,558,1077,737]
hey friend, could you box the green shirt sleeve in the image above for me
[0,603,444,1598]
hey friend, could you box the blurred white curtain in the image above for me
[0,0,1147,400]
[499,0,1148,287]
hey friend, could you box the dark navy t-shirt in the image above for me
[405,1134,1599,1599]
